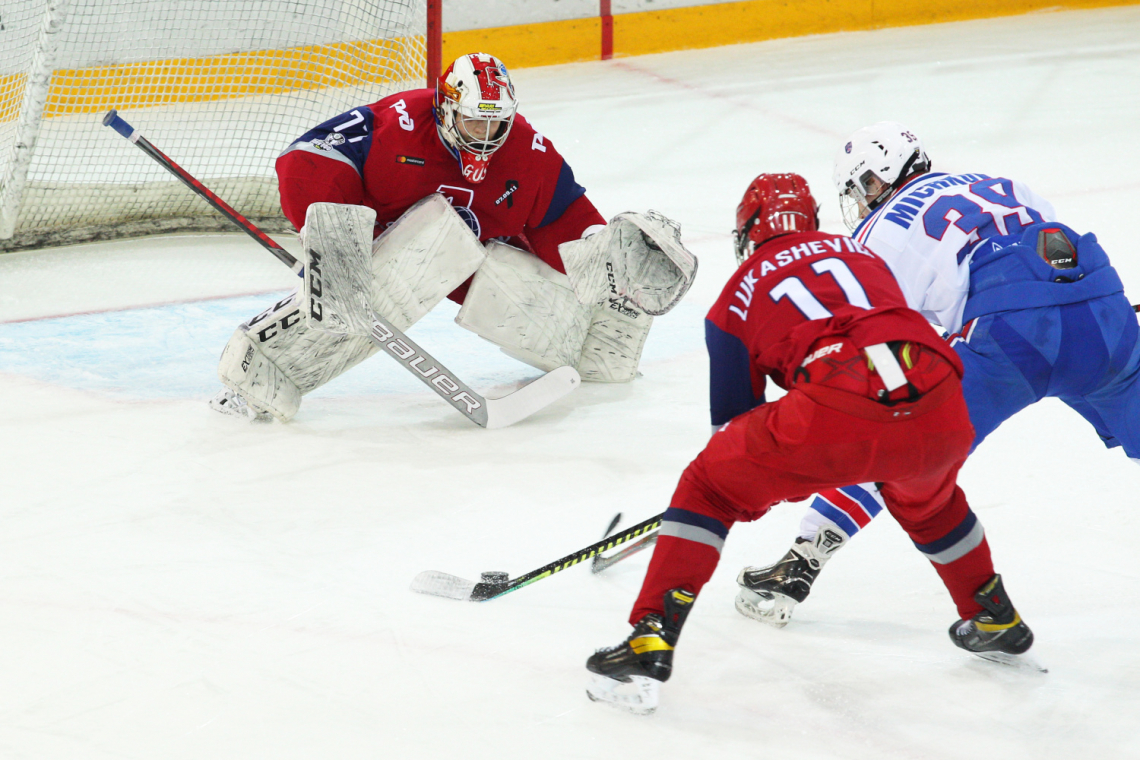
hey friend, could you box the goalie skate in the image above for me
[586,674,660,716]
[208,388,272,422]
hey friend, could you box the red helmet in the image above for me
[733,173,819,265]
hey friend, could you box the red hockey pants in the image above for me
[631,375,993,623]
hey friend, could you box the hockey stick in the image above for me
[101,111,301,275]
[410,512,664,601]
[592,533,659,574]
[101,109,579,428]
[590,513,659,574]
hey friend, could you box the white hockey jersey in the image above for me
[852,172,1056,333]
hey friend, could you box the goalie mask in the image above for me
[833,122,930,231]
[435,53,518,184]
[733,173,819,265]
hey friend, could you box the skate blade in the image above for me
[585,674,659,716]
[410,571,477,601]
[734,589,796,628]
[972,650,1049,674]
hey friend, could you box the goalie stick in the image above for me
[410,512,664,601]
[101,109,579,429]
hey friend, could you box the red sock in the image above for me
[930,536,994,619]
[630,534,722,625]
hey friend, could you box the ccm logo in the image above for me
[308,249,324,322]
[370,322,482,413]
[256,309,301,342]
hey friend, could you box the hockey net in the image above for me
[0,0,433,251]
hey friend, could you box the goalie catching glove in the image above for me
[559,210,698,316]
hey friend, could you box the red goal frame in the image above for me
[427,0,443,86]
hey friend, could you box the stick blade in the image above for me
[484,366,580,429]
[410,571,477,601]
[591,533,658,574]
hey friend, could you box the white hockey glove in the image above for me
[559,210,698,316]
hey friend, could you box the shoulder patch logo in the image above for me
[396,155,426,166]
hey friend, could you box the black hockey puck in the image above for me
[480,571,509,585]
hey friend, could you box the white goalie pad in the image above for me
[371,194,487,331]
[218,291,375,421]
[577,297,653,383]
[455,241,652,382]
[218,195,487,421]
[217,323,303,422]
[303,202,376,337]
[455,240,593,371]
[560,210,698,316]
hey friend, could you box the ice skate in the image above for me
[208,388,272,422]
[950,574,1042,670]
[735,526,846,627]
[586,588,695,715]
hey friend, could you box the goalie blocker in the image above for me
[217,197,697,420]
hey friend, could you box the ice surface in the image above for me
[2,7,1140,759]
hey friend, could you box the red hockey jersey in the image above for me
[274,88,605,281]
[705,231,962,425]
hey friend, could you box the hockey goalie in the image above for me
[211,52,697,422]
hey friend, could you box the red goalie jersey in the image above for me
[274,88,605,298]
[704,231,964,425]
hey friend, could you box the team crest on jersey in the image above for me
[436,184,481,237]
[454,206,481,236]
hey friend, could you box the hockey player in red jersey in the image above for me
[585,174,1033,716]
[211,53,696,422]
[274,53,599,282]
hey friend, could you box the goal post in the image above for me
[0,0,442,252]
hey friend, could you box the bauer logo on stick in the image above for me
[370,321,482,414]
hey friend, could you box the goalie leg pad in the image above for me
[577,298,653,383]
[370,194,487,330]
[304,202,377,337]
[455,240,593,371]
[217,324,302,422]
[217,196,486,421]
[219,291,376,421]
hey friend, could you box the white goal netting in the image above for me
[0,0,427,251]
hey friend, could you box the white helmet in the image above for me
[833,122,930,230]
[435,53,518,184]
